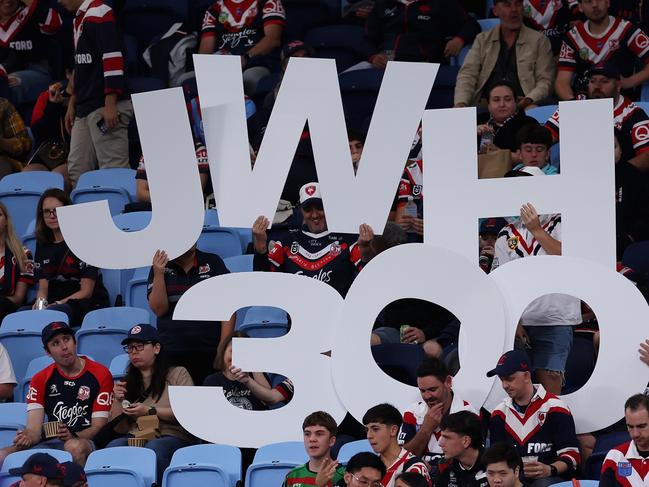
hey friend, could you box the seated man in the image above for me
[283,411,345,486]
[436,411,488,487]
[337,452,386,487]
[363,403,431,487]
[0,342,15,401]
[252,182,374,297]
[487,350,580,487]
[0,322,113,465]
[400,358,477,473]
[478,217,507,273]
[600,393,649,487]
[8,452,65,487]
[483,443,523,487]
[454,0,554,109]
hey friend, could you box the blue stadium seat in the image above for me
[21,218,36,258]
[204,209,219,227]
[85,447,156,487]
[197,227,243,259]
[337,439,373,465]
[235,228,253,253]
[304,25,371,72]
[223,255,253,273]
[15,356,53,403]
[636,101,649,114]
[478,18,500,31]
[0,449,72,487]
[0,310,68,380]
[71,168,136,216]
[0,403,27,449]
[340,68,384,130]
[162,444,242,487]
[371,343,426,387]
[622,241,649,274]
[584,431,630,479]
[562,336,595,394]
[237,306,289,338]
[450,44,472,67]
[245,441,307,487]
[552,482,598,487]
[125,266,156,325]
[77,307,152,367]
[0,172,64,237]
[113,211,153,232]
[526,105,557,124]
[110,353,130,381]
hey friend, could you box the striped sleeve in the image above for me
[84,6,125,95]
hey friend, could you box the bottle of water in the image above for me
[479,130,494,153]
[405,197,418,219]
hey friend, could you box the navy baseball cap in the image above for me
[60,461,86,487]
[486,350,531,377]
[41,321,74,347]
[479,217,507,235]
[121,324,159,345]
[8,453,63,480]
[281,40,314,62]
[589,61,621,80]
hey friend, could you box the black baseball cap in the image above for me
[480,217,507,235]
[589,61,621,80]
[121,324,159,345]
[41,321,74,347]
[60,461,87,487]
[486,350,531,377]
[281,40,314,62]
[8,453,63,480]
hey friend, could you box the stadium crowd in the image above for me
[0,0,647,485]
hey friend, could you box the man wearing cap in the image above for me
[59,461,87,487]
[546,61,649,171]
[8,452,64,487]
[478,218,507,273]
[251,182,374,297]
[555,0,649,102]
[0,322,113,465]
[487,350,580,487]
[491,170,581,395]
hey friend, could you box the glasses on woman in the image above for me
[123,341,153,353]
[42,208,58,217]
[350,473,383,487]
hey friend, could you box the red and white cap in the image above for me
[299,182,322,207]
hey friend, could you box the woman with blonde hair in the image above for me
[0,201,33,320]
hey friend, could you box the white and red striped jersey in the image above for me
[382,448,431,487]
[601,440,649,487]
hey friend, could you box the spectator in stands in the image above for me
[0,0,62,106]
[58,0,133,187]
[482,443,523,487]
[33,188,109,327]
[203,330,293,409]
[147,245,235,384]
[252,182,374,297]
[108,324,194,483]
[486,350,580,487]
[60,461,87,487]
[436,411,487,487]
[454,0,554,109]
[0,201,33,320]
[198,0,286,95]
[522,0,576,55]
[340,452,386,487]
[476,80,539,156]
[395,472,431,487]
[364,0,480,67]
[0,322,113,465]
[363,403,431,487]
[479,217,507,273]
[400,358,477,475]
[349,129,365,174]
[8,452,65,487]
[24,75,73,191]
[0,342,16,401]
[394,157,424,241]
[600,393,649,487]
[555,0,649,101]
[546,61,649,171]
[0,95,31,178]
[282,411,345,487]
[511,125,557,175]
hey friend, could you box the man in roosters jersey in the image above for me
[545,61,649,170]
[399,359,477,475]
[487,350,580,487]
[601,394,649,487]
[554,0,649,101]
[252,182,374,297]
[523,0,577,54]
[0,322,112,466]
[282,411,345,487]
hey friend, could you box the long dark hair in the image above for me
[124,344,171,402]
[35,188,72,244]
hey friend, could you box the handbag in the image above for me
[28,119,69,171]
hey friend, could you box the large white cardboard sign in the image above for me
[58,58,649,444]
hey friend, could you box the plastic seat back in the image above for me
[238,306,289,338]
[109,353,130,381]
[0,403,27,449]
[85,446,156,487]
[197,227,243,259]
[16,356,53,402]
[162,444,242,487]
[245,441,307,487]
[0,449,71,487]
[526,105,558,124]
[223,255,253,273]
[337,440,373,465]
[125,266,156,325]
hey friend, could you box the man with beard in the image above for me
[399,359,477,475]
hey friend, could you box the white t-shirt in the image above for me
[0,342,16,385]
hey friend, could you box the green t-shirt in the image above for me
[282,462,346,487]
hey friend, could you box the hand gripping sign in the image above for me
[57,57,649,447]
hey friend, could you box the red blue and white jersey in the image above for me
[27,357,113,433]
[382,447,432,487]
[558,16,649,95]
[397,158,423,207]
[136,142,210,181]
[544,95,649,162]
[489,385,581,473]
[601,440,649,487]
[399,393,477,468]
[523,0,575,54]
[200,0,285,55]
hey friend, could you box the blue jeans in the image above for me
[525,325,573,373]
[106,435,191,482]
